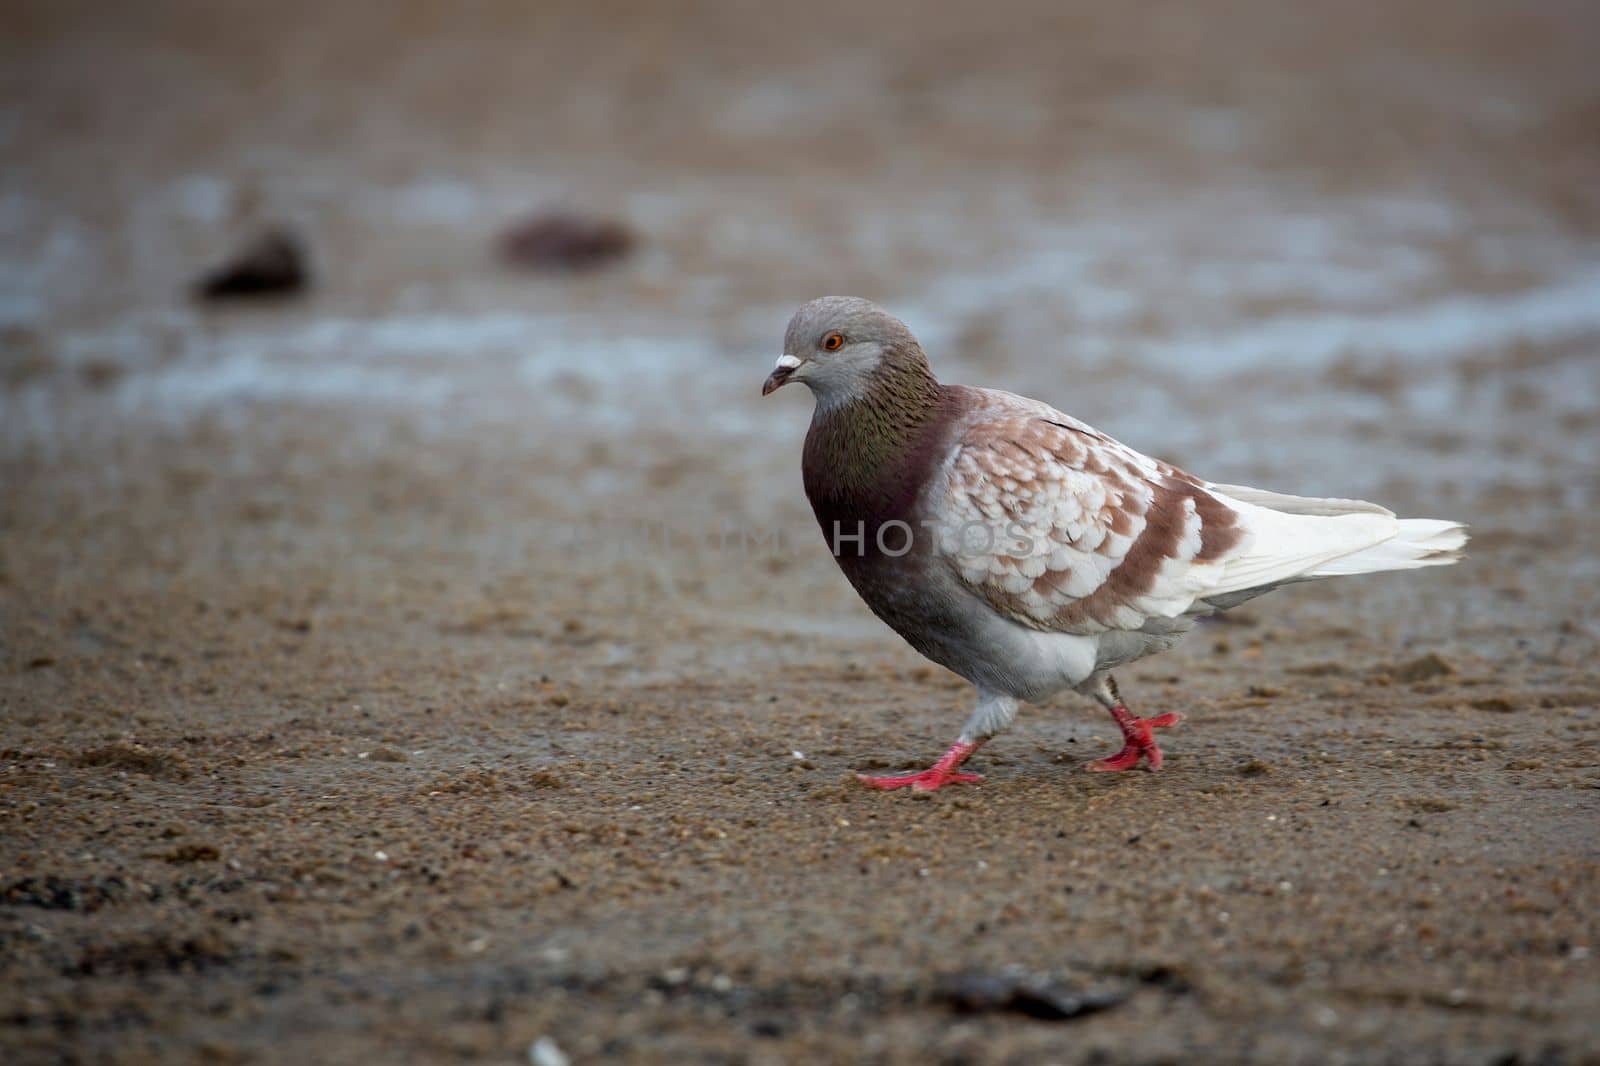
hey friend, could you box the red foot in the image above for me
[858,741,983,792]
[1088,706,1184,773]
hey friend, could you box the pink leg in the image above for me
[1088,703,1184,773]
[858,740,985,792]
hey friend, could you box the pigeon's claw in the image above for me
[857,740,984,792]
[857,768,985,791]
[1087,709,1184,773]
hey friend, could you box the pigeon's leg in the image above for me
[1083,674,1183,773]
[857,689,1018,792]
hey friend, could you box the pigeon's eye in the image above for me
[821,332,845,352]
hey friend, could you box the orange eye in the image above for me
[822,332,845,351]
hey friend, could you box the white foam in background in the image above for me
[6,180,1598,507]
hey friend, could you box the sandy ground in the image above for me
[3,1,1599,1062]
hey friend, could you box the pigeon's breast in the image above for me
[837,546,1101,699]
[799,386,1103,696]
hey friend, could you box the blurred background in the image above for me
[5,2,1598,598]
[6,0,1599,675]
[3,1,1599,1060]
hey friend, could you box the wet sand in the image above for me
[3,1,1599,1062]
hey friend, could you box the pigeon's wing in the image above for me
[930,391,1403,635]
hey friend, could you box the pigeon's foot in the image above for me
[858,740,984,792]
[1088,705,1184,773]
[857,767,984,791]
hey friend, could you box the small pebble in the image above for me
[499,211,634,272]
[193,227,309,300]
[529,1036,569,1066]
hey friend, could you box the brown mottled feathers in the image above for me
[934,392,1252,636]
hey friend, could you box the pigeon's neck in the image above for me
[802,358,957,526]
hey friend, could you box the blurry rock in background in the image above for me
[497,210,635,273]
[193,227,310,302]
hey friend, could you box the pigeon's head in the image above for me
[763,296,929,406]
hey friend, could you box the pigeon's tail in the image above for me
[1306,518,1468,577]
[1200,485,1468,598]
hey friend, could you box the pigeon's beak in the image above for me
[762,355,802,396]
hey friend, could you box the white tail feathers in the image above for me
[1204,483,1468,595]
[1307,519,1468,577]
[1208,483,1396,518]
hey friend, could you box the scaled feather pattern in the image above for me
[935,389,1461,637]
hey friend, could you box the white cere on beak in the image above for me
[775,354,802,370]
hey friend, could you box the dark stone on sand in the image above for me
[73,930,234,977]
[1377,652,1457,684]
[498,211,635,272]
[193,227,309,301]
[73,742,191,779]
[941,971,1129,1021]
[3,875,131,913]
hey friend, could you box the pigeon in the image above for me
[763,296,1467,791]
